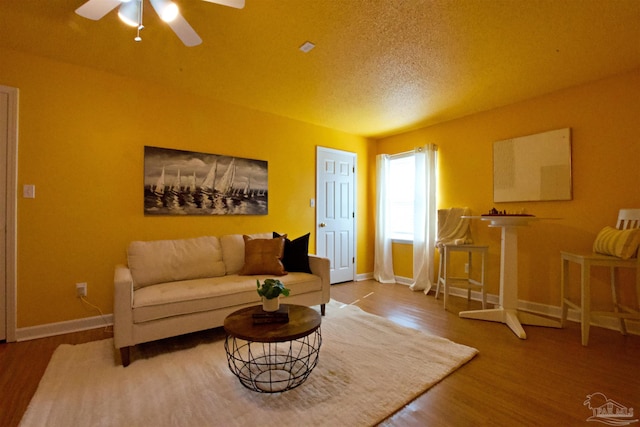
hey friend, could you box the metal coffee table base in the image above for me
[225,329,322,393]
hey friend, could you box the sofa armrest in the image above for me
[308,255,331,304]
[113,264,134,350]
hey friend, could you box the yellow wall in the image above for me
[3,44,638,329]
[377,68,640,308]
[1,47,374,328]
[391,242,413,279]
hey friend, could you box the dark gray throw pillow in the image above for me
[273,232,312,273]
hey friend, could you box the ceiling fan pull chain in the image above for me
[135,0,144,42]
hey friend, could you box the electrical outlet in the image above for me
[464,263,469,273]
[76,282,87,298]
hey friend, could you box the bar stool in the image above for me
[436,244,488,310]
[560,208,640,345]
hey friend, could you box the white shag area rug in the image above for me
[21,300,478,427]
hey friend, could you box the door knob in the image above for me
[319,223,326,227]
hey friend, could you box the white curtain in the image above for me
[409,144,438,294]
[373,154,396,283]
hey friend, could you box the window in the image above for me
[387,153,415,241]
[375,146,438,288]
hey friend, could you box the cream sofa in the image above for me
[114,233,330,366]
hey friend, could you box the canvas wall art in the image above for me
[144,146,268,215]
[493,128,572,203]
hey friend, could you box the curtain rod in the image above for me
[390,144,438,157]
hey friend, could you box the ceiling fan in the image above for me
[75,0,245,47]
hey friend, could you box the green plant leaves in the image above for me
[256,278,291,299]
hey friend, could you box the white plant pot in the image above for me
[262,297,280,312]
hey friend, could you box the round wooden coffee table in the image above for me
[223,304,322,393]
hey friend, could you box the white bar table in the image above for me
[460,215,560,339]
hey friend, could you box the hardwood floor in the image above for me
[1,280,638,426]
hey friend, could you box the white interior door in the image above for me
[0,85,18,342]
[316,147,356,284]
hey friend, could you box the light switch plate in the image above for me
[23,184,35,199]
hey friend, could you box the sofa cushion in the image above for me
[220,232,273,274]
[239,234,287,275]
[128,236,225,288]
[132,272,322,323]
[273,232,312,273]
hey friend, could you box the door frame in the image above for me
[315,146,357,283]
[1,85,18,342]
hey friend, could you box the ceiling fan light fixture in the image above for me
[161,3,179,22]
[150,0,179,23]
[76,0,241,47]
[118,0,140,27]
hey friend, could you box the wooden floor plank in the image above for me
[1,280,638,426]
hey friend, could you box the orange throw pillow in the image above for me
[239,235,287,276]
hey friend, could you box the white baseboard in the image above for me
[16,314,113,342]
[355,272,373,282]
[393,275,413,286]
[443,285,640,336]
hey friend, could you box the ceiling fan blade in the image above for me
[75,0,123,20]
[166,14,203,47]
[201,0,245,9]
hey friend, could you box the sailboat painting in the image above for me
[144,146,268,216]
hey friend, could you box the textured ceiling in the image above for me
[1,0,639,137]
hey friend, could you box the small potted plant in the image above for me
[256,278,291,312]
